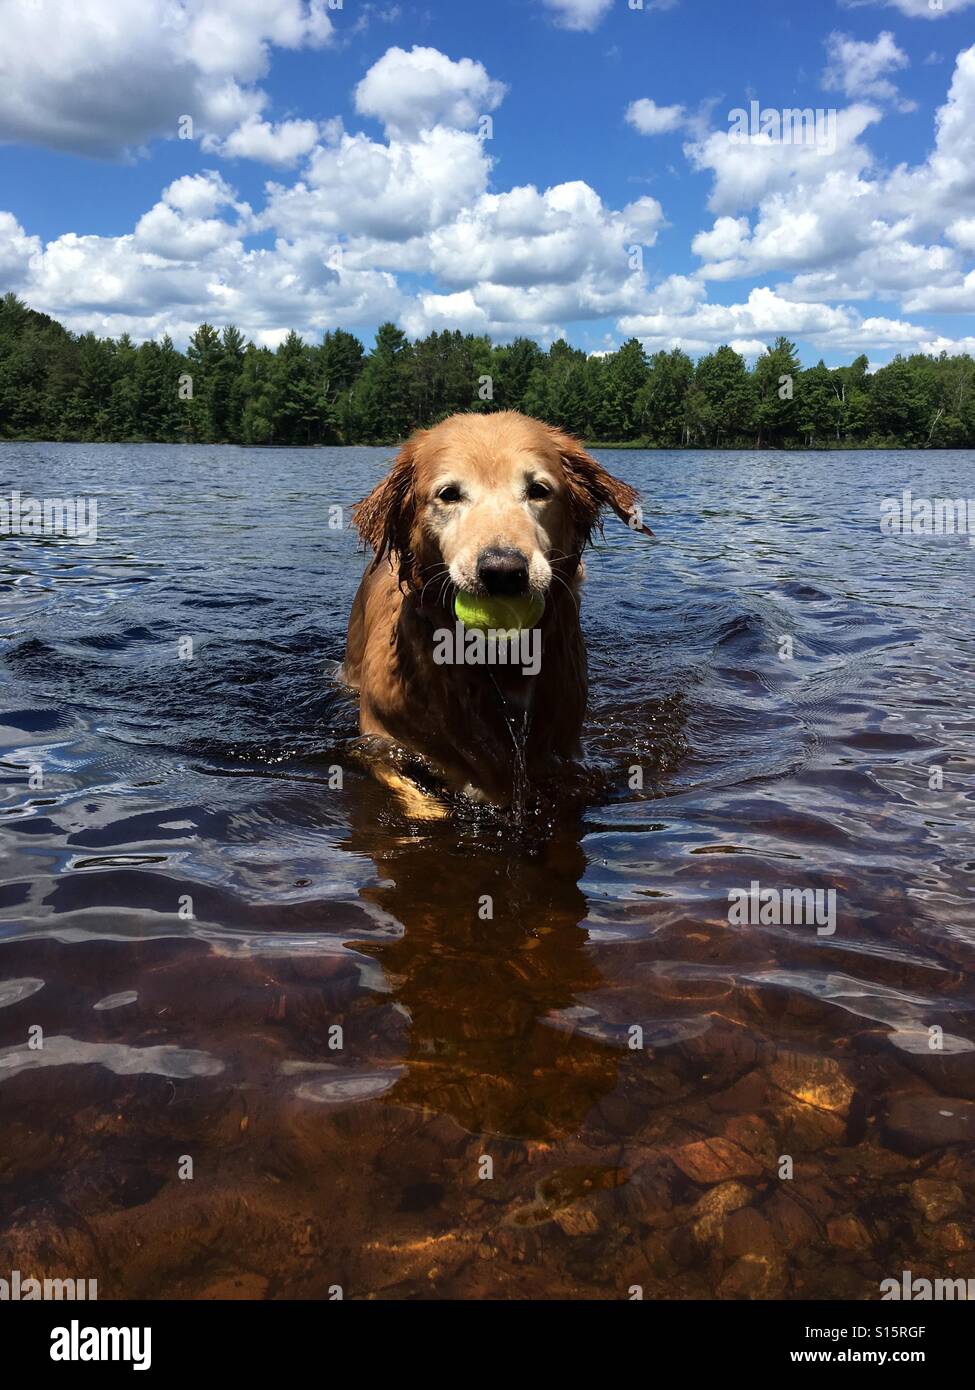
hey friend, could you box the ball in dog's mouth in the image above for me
[453,591,545,633]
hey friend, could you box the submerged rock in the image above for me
[723,1207,776,1261]
[769,1053,856,1116]
[881,1095,975,1155]
[764,1191,820,1248]
[826,1214,871,1252]
[930,1222,971,1254]
[1,1201,101,1282]
[888,1031,975,1100]
[717,1252,785,1299]
[671,1181,756,1266]
[666,1137,763,1184]
[688,1180,753,1248]
[909,1179,964,1224]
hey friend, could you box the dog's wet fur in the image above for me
[341,411,651,810]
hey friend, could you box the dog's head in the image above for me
[352,410,651,602]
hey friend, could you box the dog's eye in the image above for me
[436,485,462,503]
[526,480,551,501]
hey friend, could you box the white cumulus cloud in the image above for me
[353,45,506,139]
[0,0,335,157]
[264,127,494,241]
[538,0,614,32]
[823,31,913,108]
[625,98,688,135]
[3,24,975,362]
[840,0,975,17]
[204,115,327,166]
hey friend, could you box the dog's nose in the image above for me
[476,547,530,596]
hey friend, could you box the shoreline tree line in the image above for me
[1,293,973,449]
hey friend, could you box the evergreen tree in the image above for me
[600,338,650,440]
[796,361,837,446]
[216,324,246,442]
[637,348,693,446]
[493,337,545,412]
[238,344,277,444]
[185,323,223,442]
[753,336,801,448]
[521,365,552,423]
[868,357,928,445]
[321,327,365,440]
[549,360,590,436]
[0,295,972,449]
[353,322,412,442]
[273,330,323,445]
[694,345,755,446]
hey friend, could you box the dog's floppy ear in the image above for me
[352,434,421,588]
[548,427,653,545]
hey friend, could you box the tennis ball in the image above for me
[454,590,545,633]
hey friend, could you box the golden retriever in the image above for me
[341,410,650,808]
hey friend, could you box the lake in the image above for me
[1,441,974,1299]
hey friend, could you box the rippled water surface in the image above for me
[2,442,974,1300]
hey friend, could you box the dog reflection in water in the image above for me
[343,788,621,1140]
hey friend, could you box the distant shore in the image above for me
[1,437,968,453]
[3,294,974,451]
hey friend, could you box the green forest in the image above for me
[1,292,974,449]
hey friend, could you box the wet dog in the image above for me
[341,410,650,808]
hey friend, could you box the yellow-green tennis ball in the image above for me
[454,591,545,633]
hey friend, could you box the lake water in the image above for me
[1,442,974,1300]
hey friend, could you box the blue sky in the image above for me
[1,0,974,366]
